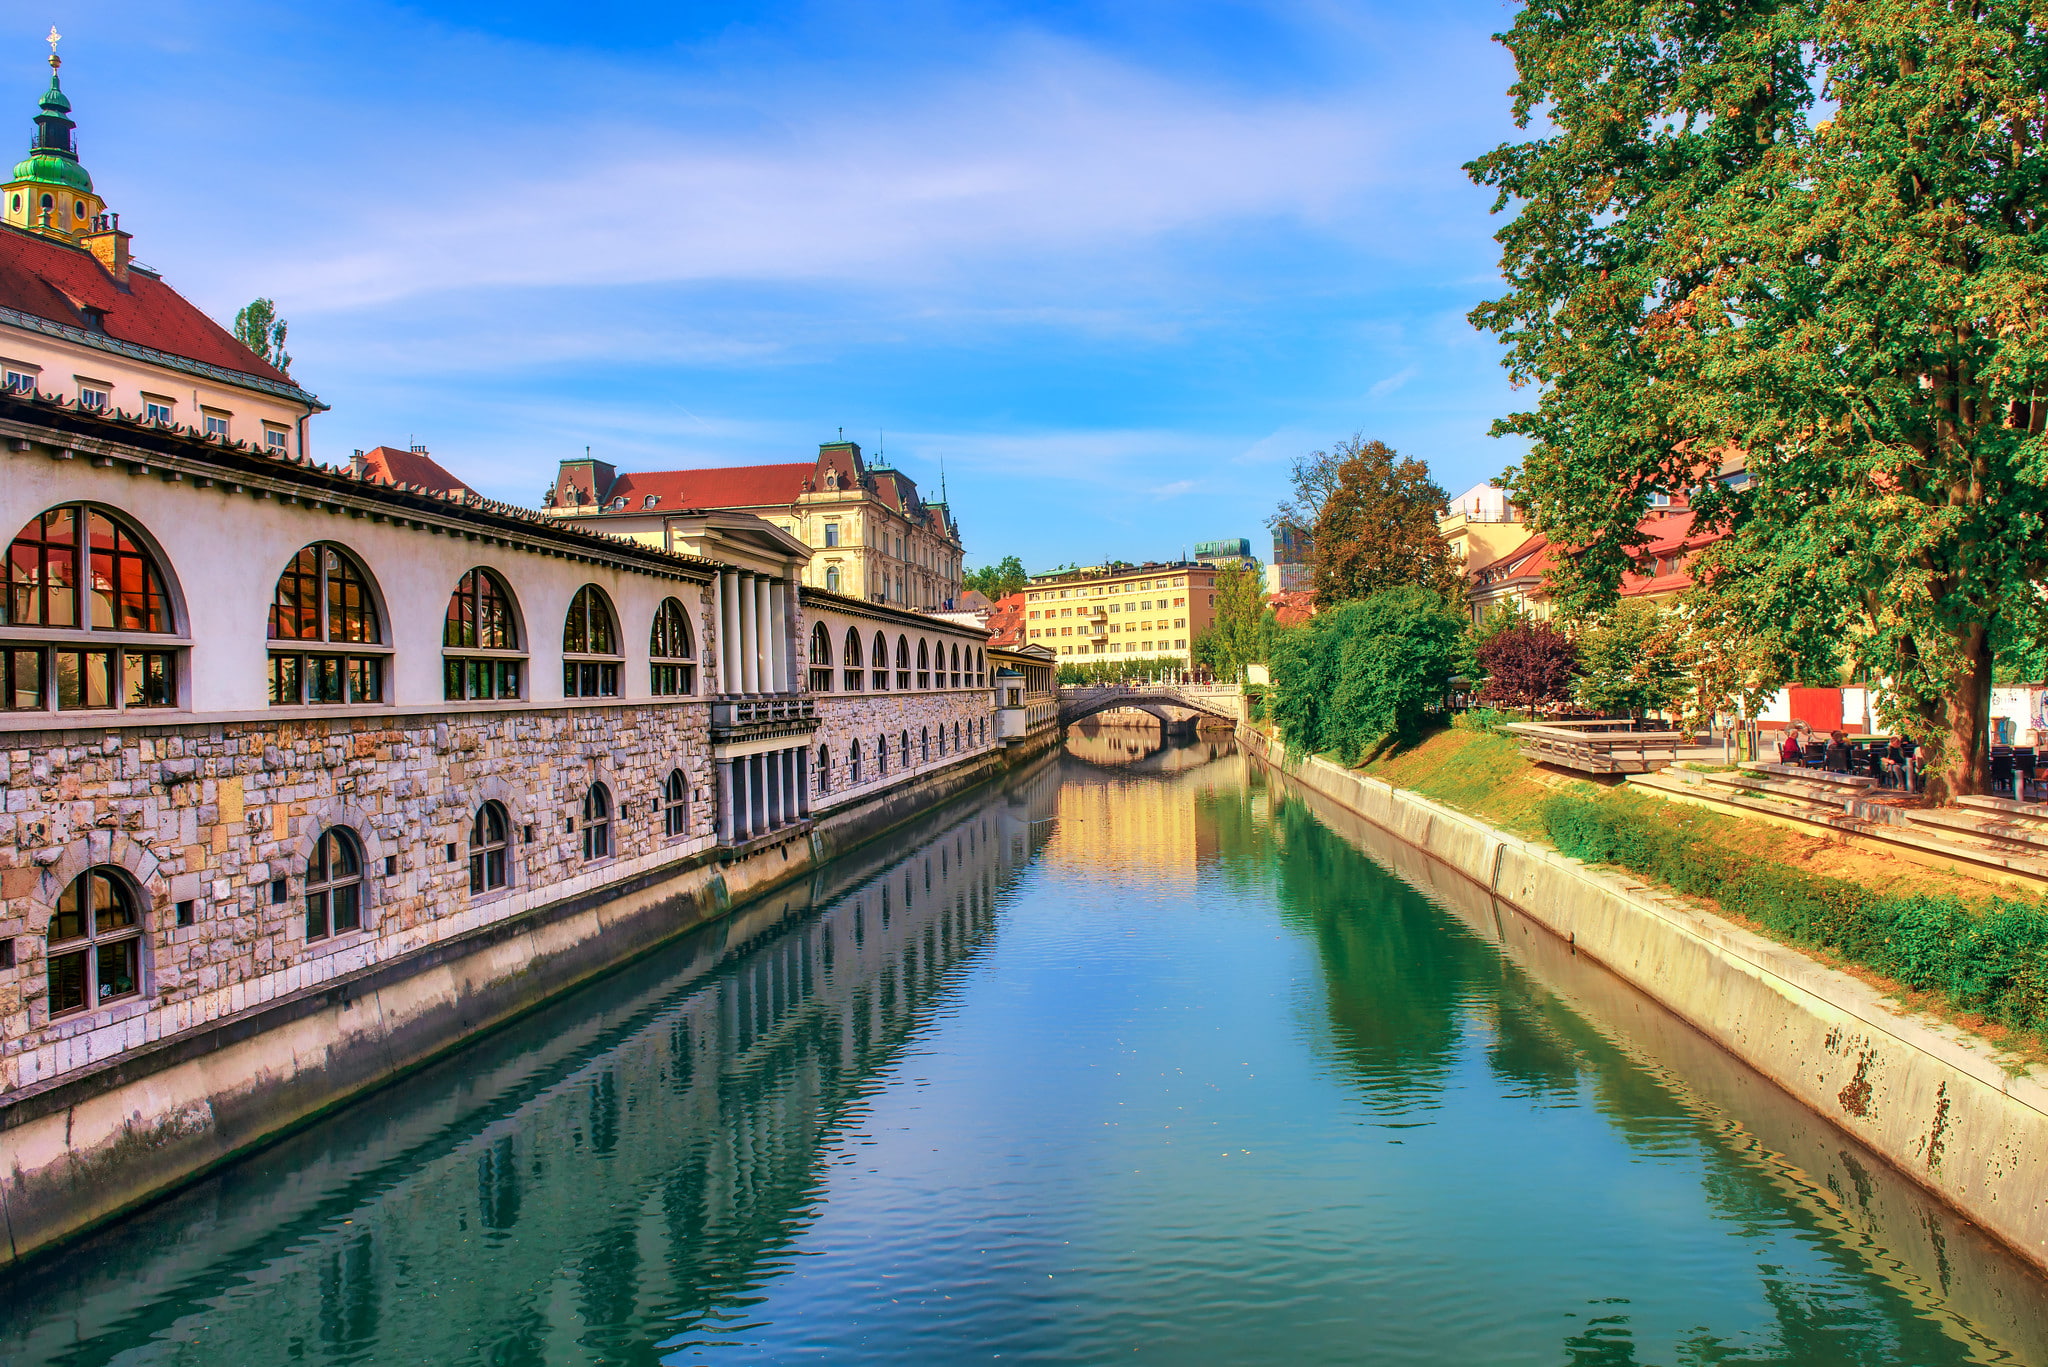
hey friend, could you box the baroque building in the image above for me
[539,440,965,611]
[0,49,1033,1268]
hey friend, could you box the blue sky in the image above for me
[27,0,1531,574]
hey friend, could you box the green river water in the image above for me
[3,732,2046,1366]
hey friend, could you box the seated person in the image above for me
[1882,738,1905,788]
[1825,730,1851,773]
[1779,729,1804,764]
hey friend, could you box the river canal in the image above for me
[5,733,2047,1366]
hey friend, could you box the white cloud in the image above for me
[1368,364,1419,398]
[257,41,1400,311]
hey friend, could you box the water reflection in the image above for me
[0,760,1062,1367]
[4,738,2045,1367]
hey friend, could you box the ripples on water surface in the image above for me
[5,731,2047,1366]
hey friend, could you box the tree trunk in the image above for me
[1925,628,1992,805]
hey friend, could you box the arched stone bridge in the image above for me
[1056,682,1245,729]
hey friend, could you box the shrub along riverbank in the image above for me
[1544,788,2048,1042]
[1321,715,2048,1057]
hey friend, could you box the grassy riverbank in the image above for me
[1337,717,2048,1063]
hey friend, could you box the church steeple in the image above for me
[4,29,108,243]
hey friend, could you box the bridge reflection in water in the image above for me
[7,736,2048,1366]
[0,759,1063,1366]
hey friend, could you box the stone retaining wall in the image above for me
[0,725,1061,1267]
[1239,725,2048,1277]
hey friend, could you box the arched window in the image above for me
[950,643,962,688]
[444,569,523,700]
[45,867,140,1017]
[938,724,947,755]
[921,727,930,761]
[899,730,909,767]
[825,565,841,592]
[581,784,612,860]
[268,544,384,706]
[843,626,864,691]
[876,733,888,775]
[651,598,696,696]
[975,649,985,686]
[916,640,930,689]
[4,504,177,714]
[817,744,831,793]
[563,585,621,698]
[469,801,509,893]
[895,635,911,689]
[850,739,863,784]
[663,768,688,837]
[809,622,834,692]
[953,721,962,752]
[872,631,888,690]
[305,827,364,941]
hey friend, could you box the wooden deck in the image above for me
[1501,721,1689,775]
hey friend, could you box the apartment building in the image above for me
[1021,561,1219,664]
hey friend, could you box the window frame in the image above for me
[44,867,143,1019]
[662,768,688,838]
[4,503,184,718]
[649,597,697,696]
[469,801,511,894]
[809,622,833,692]
[304,827,366,942]
[581,783,613,861]
[267,543,389,708]
[442,568,526,702]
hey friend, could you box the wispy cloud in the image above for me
[1369,364,1419,398]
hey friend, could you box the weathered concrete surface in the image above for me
[0,728,1062,1267]
[1240,725,2048,1279]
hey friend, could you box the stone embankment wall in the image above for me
[1239,726,2048,1277]
[0,723,1060,1267]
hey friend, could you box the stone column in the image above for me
[720,571,742,695]
[754,576,773,695]
[796,746,812,818]
[739,573,760,695]
[766,748,783,830]
[732,758,750,843]
[750,753,767,832]
[768,579,790,693]
[729,758,745,844]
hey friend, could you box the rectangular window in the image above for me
[563,661,620,697]
[446,657,521,701]
[202,411,230,439]
[4,646,43,710]
[77,385,108,411]
[651,662,695,695]
[824,523,840,547]
[4,367,38,394]
[142,397,174,424]
[264,425,289,452]
[122,649,174,707]
[53,648,113,709]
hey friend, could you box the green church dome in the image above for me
[10,149,91,191]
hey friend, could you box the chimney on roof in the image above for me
[350,448,367,479]
[79,212,129,283]
[409,443,427,453]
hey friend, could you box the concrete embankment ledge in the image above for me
[1238,725,2048,1277]
[0,732,1062,1268]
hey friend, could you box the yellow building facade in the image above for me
[1022,562,1219,665]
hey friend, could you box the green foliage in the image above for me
[1455,707,1511,736]
[1269,586,1468,763]
[1572,600,1683,718]
[232,297,291,374]
[1244,683,1269,723]
[1467,2,2048,798]
[1056,659,1188,685]
[1207,558,1271,677]
[1543,791,2048,1033]
[962,555,1028,600]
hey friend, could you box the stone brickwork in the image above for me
[810,690,999,810]
[0,701,718,1095]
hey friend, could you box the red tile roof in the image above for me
[356,445,470,495]
[1267,590,1316,627]
[597,462,813,513]
[986,591,1026,646]
[0,225,295,388]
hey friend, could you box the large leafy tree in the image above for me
[1469,0,2048,801]
[1205,558,1271,677]
[1270,586,1467,762]
[963,555,1028,600]
[1573,600,1686,720]
[1476,620,1578,713]
[1308,437,1464,606]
